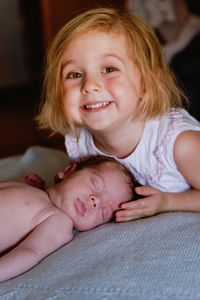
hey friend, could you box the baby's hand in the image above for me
[115,186,169,222]
[18,173,45,189]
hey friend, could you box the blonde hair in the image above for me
[36,7,184,136]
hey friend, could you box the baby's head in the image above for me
[37,7,183,135]
[50,156,135,231]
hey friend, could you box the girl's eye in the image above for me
[103,66,118,74]
[67,72,83,79]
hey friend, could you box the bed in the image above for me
[0,146,200,300]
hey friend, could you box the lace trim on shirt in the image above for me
[146,110,181,185]
[65,135,79,159]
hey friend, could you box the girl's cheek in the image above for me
[63,83,78,96]
[105,76,122,89]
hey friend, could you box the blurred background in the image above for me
[0,0,199,158]
[0,0,125,158]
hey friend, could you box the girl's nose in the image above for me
[81,75,102,94]
[90,195,100,209]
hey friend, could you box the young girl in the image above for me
[37,7,200,223]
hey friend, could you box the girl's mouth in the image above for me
[75,198,87,216]
[83,101,111,111]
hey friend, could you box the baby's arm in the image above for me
[0,212,73,282]
[116,130,200,222]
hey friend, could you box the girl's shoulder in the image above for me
[146,108,200,140]
[166,108,200,125]
[141,108,200,163]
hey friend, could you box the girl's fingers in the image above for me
[115,212,146,222]
[120,198,146,210]
[135,185,158,196]
[115,197,157,221]
[115,187,164,223]
[115,206,146,221]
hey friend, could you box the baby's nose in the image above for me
[90,196,100,209]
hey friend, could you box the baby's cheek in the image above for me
[76,214,98,231]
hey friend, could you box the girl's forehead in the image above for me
[67,29,127,49]
[61,29,130,62]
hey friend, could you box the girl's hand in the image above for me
[115,186,169,222]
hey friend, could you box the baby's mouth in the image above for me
[75,198,87,216]
[83,101,111,110]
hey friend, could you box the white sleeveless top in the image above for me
[65,109,200,192]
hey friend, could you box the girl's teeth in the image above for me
[85,101,110,109]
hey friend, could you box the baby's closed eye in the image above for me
[90,175,103,192]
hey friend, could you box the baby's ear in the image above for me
[54,163,77,183]
[63,164,77,176]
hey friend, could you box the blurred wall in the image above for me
[0,0,43,88]
[0,0,28,87]
[40,0,125,47]
[0,0,125,88]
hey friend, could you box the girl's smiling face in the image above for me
[51,162,133,231]
[61,30,144,133]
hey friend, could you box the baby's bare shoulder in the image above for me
[0,182,55,253]
[0,181,52,226]
[0,181,47,199]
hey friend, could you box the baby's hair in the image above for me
[75,155,136,199]
[36,7,185,136]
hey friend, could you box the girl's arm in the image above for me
[0,212,73,282]
[115,130,200,222]
[167,130,200,211]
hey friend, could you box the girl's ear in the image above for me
[140,79,146,99]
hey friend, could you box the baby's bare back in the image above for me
[0,182,56,253]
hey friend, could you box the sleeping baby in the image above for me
[0,155,135,282]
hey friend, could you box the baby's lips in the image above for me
[75,198,87,216]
